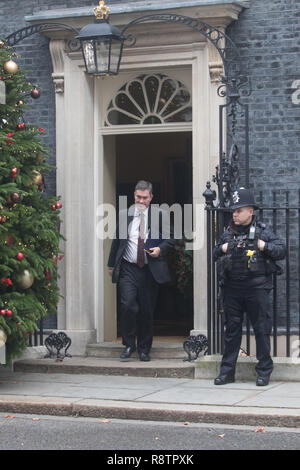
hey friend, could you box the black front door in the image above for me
[116,132,193,337]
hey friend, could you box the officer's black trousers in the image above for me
[118,260,159,354]
[220,286,273,378]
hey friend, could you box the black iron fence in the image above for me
[28,320,44,347]
[28,311,58,347]
[205,186,300,358]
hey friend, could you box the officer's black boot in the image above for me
[256,375,270,386]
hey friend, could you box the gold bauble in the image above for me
[0,329,7,348]
[17,270,34,289]
[4,60,18,75]
[31,170,42,186]
[0,40,5,49]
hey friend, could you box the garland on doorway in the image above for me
[169,239,193,300]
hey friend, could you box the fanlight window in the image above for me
[105,73,192,126]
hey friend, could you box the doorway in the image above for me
[115,131,193,337]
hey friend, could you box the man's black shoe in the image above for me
[214,374,235,385]
[256,375,270,386]
[120,346,136,359]
[139,352,150,362]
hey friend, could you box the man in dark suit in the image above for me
[108,180,175,362]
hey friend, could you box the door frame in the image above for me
[95,42,221,342]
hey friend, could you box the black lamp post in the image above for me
[76,1,125,76]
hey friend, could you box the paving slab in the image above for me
[1,362,300,428]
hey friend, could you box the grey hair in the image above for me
[134,180,153,195]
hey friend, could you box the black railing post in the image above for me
[272,191,278,357]
[285,191,290,356]
[203,182,216,355]
[298,189,300,356]
[39,318,44,346]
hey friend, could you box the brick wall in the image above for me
[227,0,300,198]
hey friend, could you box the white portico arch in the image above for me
[37,2,246,354]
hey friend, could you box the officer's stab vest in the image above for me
[227,223,271,281]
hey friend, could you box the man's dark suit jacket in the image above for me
[108,206,175,284]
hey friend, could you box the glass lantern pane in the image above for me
[82,40,96,74]
[109,40,122,74]
[95,39,109,74]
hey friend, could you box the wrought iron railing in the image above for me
[204,187,300,358]
[28,320,45,347]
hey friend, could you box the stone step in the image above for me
[13,357,194,379]
[86,342,187,360]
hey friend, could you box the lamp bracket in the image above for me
[5,23,80,47]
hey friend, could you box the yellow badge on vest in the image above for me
[246,250,255,269]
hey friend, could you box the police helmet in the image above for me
[230,187,259,210]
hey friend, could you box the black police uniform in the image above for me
[213,188,286,385]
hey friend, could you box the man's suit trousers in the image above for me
[118,260,159,353]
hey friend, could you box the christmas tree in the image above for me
[0,39,63,362]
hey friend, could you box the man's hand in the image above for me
[148,247,161,258]
[257,239,265,251]
[108,267,114,276]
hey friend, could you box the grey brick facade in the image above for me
[227,0,300,197]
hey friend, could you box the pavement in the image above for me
[1,356,300,428]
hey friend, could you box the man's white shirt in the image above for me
[123,206,149,264]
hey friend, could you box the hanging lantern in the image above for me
[77,1,125,77]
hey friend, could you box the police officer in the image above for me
[213,188,286,386]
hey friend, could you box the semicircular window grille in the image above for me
[105,73,192,126]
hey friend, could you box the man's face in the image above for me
[232,206,254,225]
[134,189,153,210]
